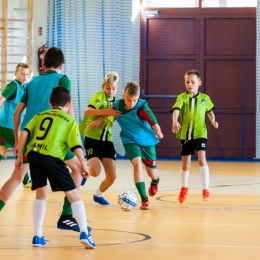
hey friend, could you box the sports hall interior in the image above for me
[1,1,260,260]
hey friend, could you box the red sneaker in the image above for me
[202,189,210,201]
[178,187,188,203]
[148,182,158,197]
[140,199,149,210]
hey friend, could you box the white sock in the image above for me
[200,165,209,190]
[33,199,46,237]
[71,200,88,234]
[95,188,103,197]
[181,169,189,187]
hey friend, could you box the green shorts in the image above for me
[124,143,157,169]
[0,126,15,148]
[64,148,76,161]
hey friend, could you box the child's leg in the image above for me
[181,155,191,187]
[33,186,48,237]
[65,189,88,234]
[145,166,159,197]
[0,163,29,210]
[198,150,209,189]
[132,157,147,200]
[0,145,8,160]
[99,158,116,192]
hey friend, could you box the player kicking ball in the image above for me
[15,86,95,249]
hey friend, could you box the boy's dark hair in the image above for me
[50,86,71,107]
[185,69,201,80]
[44,47,65,69]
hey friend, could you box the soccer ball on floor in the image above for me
[117,191,137,211]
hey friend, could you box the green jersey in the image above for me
[24,108,82,160]
[79,90,115,141]
[171,92,214,140]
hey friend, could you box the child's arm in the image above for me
[0,95,6,108]
[207,111,218,129]
[88,115,108,130]
[13,102,27,155]
[15,130,28,168]
[152,124,163,139]
[73,147,90,178]
[172,109,181,133]
[84,105,121,117]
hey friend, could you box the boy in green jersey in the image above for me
[79,72,121,206]
[0,63,31,188]
[15,86,95,249]
[0,48,88,233]
[171,70,218,203]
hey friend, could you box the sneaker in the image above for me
[202,189,210,201]
[23,179,32,189]
[178,187,188,203]
[57,215,92,233]
[140,199,149,210]
[80,231,96,249]
[148,182,158,197]
[81,177,87,186]
[93,195,110,206]
[32,235,48,247]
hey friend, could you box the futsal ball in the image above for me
[117,191,137,211]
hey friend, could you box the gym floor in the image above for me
[1,159,260,260]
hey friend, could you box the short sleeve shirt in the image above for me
[24,108,82,160]
[171,92,214,140]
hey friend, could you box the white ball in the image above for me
[117,191,137,211]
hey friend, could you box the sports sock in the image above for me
[95,188,104,198]
[22,172,30,185]
[181,169,189,187]
[33,199,46,237]
[61,196,73,216]
[0,155,3,161]
[0,200,5,211]
[71,200,88,234]
[135,182,147,201]
[151,177,159,184]
[200,165,209,190]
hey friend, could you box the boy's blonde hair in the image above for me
[15,62,29,72]
[103,71,119,85]
[123,81,140,96]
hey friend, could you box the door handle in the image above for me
[141,89,177,98]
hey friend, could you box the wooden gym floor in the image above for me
[1,159,260,260]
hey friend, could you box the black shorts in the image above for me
[84,137,116,161]
[181,138,207,156]
[27,151,76,192]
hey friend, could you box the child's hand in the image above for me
[211,121,218,129]
[81,163,90,178]
[156,131,163,139]
[106,106,121,117]
[15,156,23,169]
[88,120,101,130]
[172,122,181,133]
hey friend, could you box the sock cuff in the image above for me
[71,200,83,208]
[34,199,46,206]
[200,165,209,169]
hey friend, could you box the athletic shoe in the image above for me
[57,215,92,233]
[178,186,188,203]
[202,189,210,201]
[32,235,48,247]
[80,231,96,249]
[148,182,158,197]
[140,199,149,210]
[81,178,87,186]
[23,179,32,189]
[93,195,110,206]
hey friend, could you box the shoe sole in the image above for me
[80,239,96,249]
[57,226,80,232]
[93,201,110,207]
[203,198,210,201]
[33,244,46,247]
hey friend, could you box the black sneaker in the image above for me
[57,215,92,233]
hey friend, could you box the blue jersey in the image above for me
[0,80,25,129]
[21,73,65,130]
[114,99,158,146]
